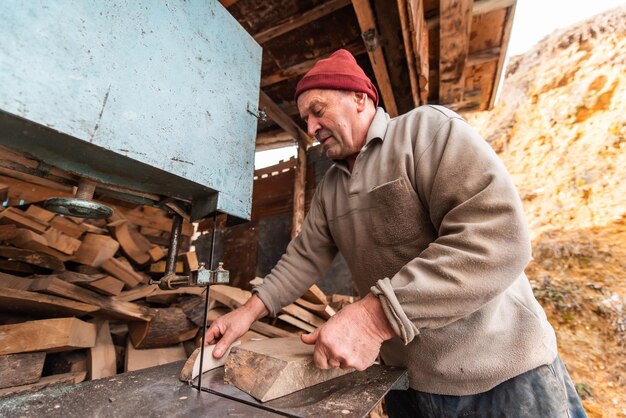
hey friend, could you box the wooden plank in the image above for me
[0,317,97,355]
[24,205,56,224]
[108,220,151,265]
[29,276,151,321]
[73,233,120,267]
[179,342,241,383]
[0,244,65,272]
[0,207,47,233]
[100,257,144,288]
[225,337,354,402]
[43,227,82,255]
[278,314,316,333]
[294,298,336,320]
[407,0,429,103]
[253,0,350,44]
[0,287,99,317]
[426,0,514,28]
[255,129,295,152]
[113,284,158,302]
[10,228,71,261]
[0,224,17,241]
[291,140,307,238]
[0,371,86,398]
[148,245,166,262]
[302,284,329,305]
[0,352,46,389]
[351,0,399,116]
[124,339,186,372]
[182,251,199,271]
[59,271,125,296]
[88,319,117,380]
[439,0,473,105]
[0,271,33,290]
[0,175,73,207]
[50,216,86,239]
[128,307,198,349]
[209,284,250,310]
[397,0,420,106]
[112,205,194,237]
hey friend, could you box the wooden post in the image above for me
[291,139,307,239]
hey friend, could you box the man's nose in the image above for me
[307,117,320,138]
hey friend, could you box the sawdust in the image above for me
[466,6,626,417]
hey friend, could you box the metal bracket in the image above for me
[361,28,380,52]
[247,102,267,123]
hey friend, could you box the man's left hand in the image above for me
[300,293,396,371]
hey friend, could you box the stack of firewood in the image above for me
[0,202,351,398]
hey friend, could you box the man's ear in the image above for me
[354,92,368,112]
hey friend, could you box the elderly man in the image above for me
[206,49,586,417]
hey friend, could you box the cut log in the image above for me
[42,227,82,255]
[88,319,117,380]
[225,337,354,402]
[0,352,46,389]
[0,371,86,398]
[59,271,124,296]
[0,287,98,317]
[0,317,97,355]
[0,244,65,272]
[108,220,152,265]
[179,341,241,383]
[29,276,150,321]
[302,284,328,305]
[278,314,315,333]
[101,257,143,288]
[128,307,198,349]
[73,233,120,267]
[178,295,208,327]
[0,207,47,234]
[124,338,186,372]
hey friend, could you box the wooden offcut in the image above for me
[88,319,117,380]
[225,337,354,402]
[124,339,187,372]
[179,341,240,383]
[108,220,152,265]
[0,352,46,389]
[73,233,120,267]
[100,257,143,288]
[0,245,65,272]
[0,317,96,355]
[0,287,98,317]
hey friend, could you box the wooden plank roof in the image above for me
[220,0,516,150]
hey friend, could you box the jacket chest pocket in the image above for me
[368,177,427,247]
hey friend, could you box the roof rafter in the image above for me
[439,0,473,105]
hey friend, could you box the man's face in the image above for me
[297,89,365,160]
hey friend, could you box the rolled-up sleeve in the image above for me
[371,117,531,344]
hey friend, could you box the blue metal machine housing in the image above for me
[0,0,262,220]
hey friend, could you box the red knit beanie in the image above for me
[294,49,379,106]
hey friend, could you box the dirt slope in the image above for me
[467,6,626,417]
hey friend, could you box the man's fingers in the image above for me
[204,323,222,345]
[300,329,319,345]
[213,330,238,358]
[312,345,330,369]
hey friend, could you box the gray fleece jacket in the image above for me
[254,105,558,396]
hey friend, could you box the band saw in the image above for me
[0,1,408,416]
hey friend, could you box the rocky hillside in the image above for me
[467,6,626,417]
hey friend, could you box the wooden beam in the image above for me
[291,139,307,239]
[467,46,501,66]
[488,3,515,108]
[427,0,514,28]
[259,91,311,145]
[406,0,429,104]
[397,0,420,106]
[351,0,399,116]
[439,0,473,105]
[254,0,351,44]
[261,41,366,88]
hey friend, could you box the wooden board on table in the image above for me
[0,371,86,398]
[179,341,241,383]
[0,352,46,389]
[29,276,150,321]
[88,319,117,380]
[0,287,98,317]
[125,339,186,372]
[225,337,354,402]
[0,317,96,355]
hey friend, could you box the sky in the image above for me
[254,0,626,169]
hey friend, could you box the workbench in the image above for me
[0,361,408,417]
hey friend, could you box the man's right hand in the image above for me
[204,294,269,358]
